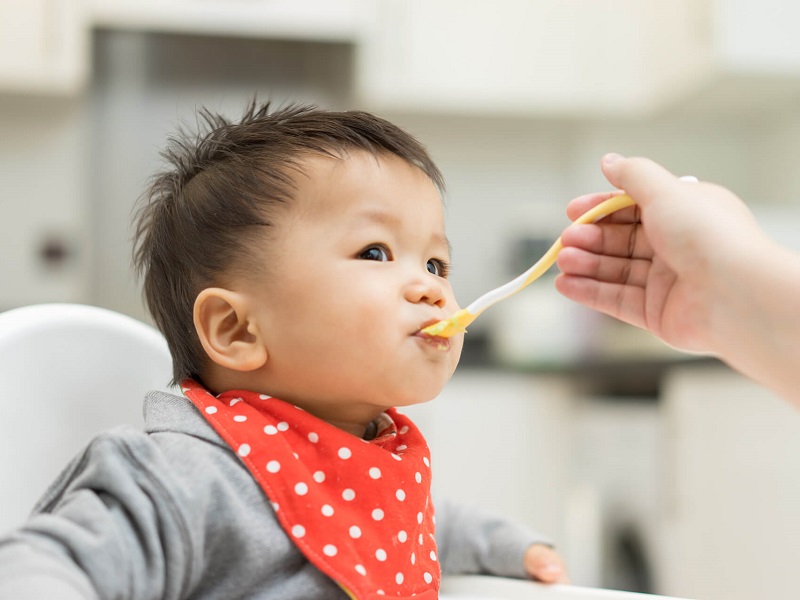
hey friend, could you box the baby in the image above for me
[0,102,566,599]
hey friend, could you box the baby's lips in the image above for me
[415,319,452,352]
[416,317,445,335]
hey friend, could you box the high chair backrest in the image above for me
[0,303,174,534]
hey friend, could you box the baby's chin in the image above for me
[391,378,456,409]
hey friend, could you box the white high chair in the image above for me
[0,303,175,534]
[0,303,692,600]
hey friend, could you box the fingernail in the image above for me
[542,563,561,574]
[603,153,625,165]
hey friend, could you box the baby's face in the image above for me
[240,150,463,426]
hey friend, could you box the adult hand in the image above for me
[555,154,800,405]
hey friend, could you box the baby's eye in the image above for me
[427,259,450,278]
[359,245,390,262]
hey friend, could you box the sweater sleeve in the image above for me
[434,498,553,579]
[0,427,198,600]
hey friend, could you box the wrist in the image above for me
[708,235,800,399]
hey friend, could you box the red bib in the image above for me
[182,379,439,600]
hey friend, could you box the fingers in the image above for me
[565,191,638,224]
[560,222,653,261]
[554,273,647,331]
[565,191,617,221]
[600,154,681,208]
[557,247,652,288]
[524,545,570,584]
[566,153,680,222]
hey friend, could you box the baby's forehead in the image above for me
[278,150,445,226]
[290,149,440,195]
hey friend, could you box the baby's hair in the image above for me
[132,99,444,385]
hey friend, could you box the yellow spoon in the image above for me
[420,194,637,338]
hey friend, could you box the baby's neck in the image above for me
[320,414,383,439]
[199,371,387,439]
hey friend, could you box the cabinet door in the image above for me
[0,98,89,308]
[89,0,363,41]
[356,0,708,117]
[658,366,800,600]
[0,0,88,94]
[714,0,800,73]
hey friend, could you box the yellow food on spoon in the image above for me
[421,194,637,339]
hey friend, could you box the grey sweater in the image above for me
[0,391,549,599]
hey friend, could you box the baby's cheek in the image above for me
[453,335,465,363]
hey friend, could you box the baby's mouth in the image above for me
[415,321,451,352]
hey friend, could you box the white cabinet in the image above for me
[0,99,90,308]
[0,0,89,94]
[671,0,800,116]
[0,0,364,94]
[713,0,800,73]
[356,0,800,118]
[356,0,710,117]
[89,0,364,42]
[656,365,800,600]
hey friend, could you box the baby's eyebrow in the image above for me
[354,207,400,228]
[354,207,452,255]
[434,233,453,258]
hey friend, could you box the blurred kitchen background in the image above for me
[3,1,800,598]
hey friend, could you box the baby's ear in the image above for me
[193,288,267,372]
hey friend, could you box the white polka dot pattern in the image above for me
[182,379,439,599]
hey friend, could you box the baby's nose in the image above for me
[406,277,446,308]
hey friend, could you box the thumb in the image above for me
[600,153,680,208]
